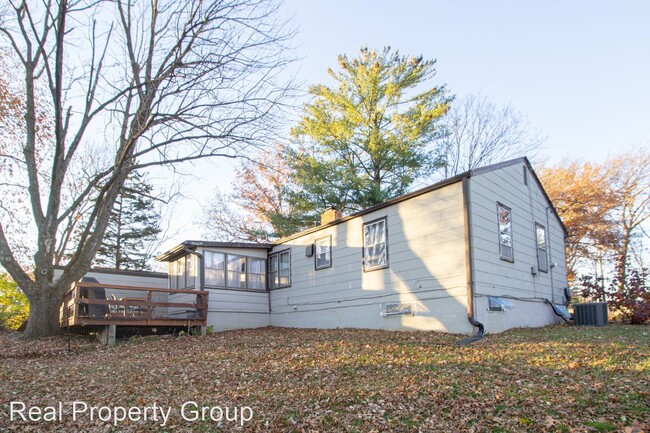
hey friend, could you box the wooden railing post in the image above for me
[146,290,153,323]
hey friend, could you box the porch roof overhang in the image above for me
[156,240,273,262]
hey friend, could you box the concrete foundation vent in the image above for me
[573,302,608,326]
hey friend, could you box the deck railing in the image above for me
[59,281,208,327]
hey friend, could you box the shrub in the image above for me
[0,273,29,330]
[579,268,650,324]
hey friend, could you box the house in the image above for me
[155,157,569,335]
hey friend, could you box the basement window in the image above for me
[380,302,415,317]
[488,297,516,312]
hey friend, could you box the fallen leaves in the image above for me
[0,324,648,432]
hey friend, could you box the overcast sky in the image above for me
[159,0,650,253]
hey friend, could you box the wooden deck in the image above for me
[59,281,208,327]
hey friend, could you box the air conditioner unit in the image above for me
[573,302,608,326]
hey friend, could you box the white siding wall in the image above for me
[269,181,474,334]
[468,162,568,333]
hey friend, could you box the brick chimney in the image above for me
[321,208,342,225]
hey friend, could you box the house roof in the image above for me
[274,157,568,244]
[158,157,568,260]
[156,240,273,262]
[53,265,168,279]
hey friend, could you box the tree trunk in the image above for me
[23,290,64,338]
[617,229,631,292]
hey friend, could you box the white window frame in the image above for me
[315,235,332,270]
[363,217,388,272]
[497,203,514,262]
[535,223,549,273]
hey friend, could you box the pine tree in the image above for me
[288,47,451,218]
[95,172,162,271]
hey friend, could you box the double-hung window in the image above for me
[497,203,514,262]
[269,250,291,289]
[363,217,388,271]
[535,223,548,272]
[315,235,332,270]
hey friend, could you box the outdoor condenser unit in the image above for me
[573,302,608,326]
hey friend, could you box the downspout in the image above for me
[459,177,484,345]
[545,207,555,304]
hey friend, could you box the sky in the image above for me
[158,0,650,253]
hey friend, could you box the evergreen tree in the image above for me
[288,47,451,221]
[94,172,162,271]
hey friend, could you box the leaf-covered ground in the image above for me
[0,325,648,432]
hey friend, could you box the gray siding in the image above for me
[468,162,568,332]
[269,181,473,334]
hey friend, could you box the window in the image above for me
[315,235,332,270]
[488,296,516,312]
[535,223,548,272]
[169,260,177,289]
[169,255,196,289]
[363,217,388,271]
[269,250,291,289]
[497,203,513,262]
[227,255,246,289]
[247,258,266,291]
[205,251,226,287]
[186,255,195,288]
[177,256,186,288]
[204,251,266,291]
[380,302,415,317]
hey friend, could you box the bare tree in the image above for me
[0,0,294,337]
[200,144,297,242]
[607,149,650,289]
[437,93,545,178]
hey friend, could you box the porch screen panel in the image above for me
[169,261,177,289]
[177,256,186,289]
[186,255,195,288]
